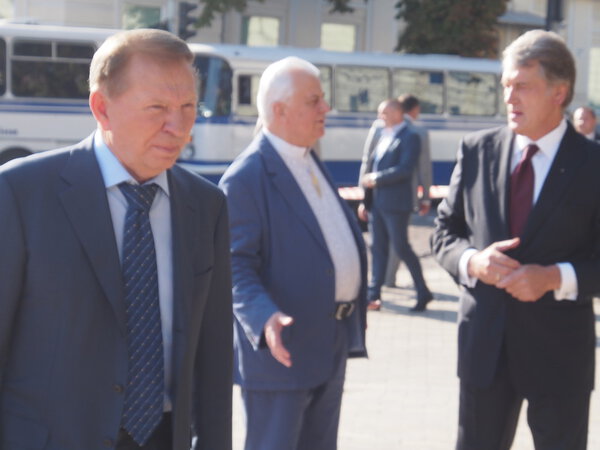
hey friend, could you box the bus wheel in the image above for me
[0,148,31,165]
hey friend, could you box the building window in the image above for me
[321,23,356,52]
[241,16,280,47]
[122,4,162,29]
[588,48,600,110]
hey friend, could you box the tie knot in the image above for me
[522,144,539,162]
[119,183,158,212]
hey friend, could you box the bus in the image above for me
[0,23,506,197]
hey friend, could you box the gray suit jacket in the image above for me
[0,134,233,449]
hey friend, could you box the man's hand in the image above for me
[497,264,561,302]
[357,203,368,222]
[264,312,294,368]
[468,238,521,286]
[361,173,377,189]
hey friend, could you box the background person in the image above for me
[359,98,433,312]
[573,105,600,142]
[0,29,233,450]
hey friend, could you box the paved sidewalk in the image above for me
[233,214,600,449]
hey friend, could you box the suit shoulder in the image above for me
[171,164,225,199]
[0,146,75,188]
[220,139,265,187]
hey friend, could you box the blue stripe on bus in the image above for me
[180,159,456,187]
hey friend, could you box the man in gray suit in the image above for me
[0,29,232,449]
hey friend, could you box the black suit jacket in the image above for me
[0,134,233,449]
[432,123,599,395]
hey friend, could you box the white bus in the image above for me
[0,23,505,196]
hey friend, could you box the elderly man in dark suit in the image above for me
[573,106,600,142]
[0,29,232,450]
[220,56,368,450]
[432,29,600,450]
[358,98,433,312]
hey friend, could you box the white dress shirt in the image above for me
[458,119,577,300]
[372,122,406,172]
[93,132,174,409]
[264,129,361,302]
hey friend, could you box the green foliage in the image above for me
[395,0,508,58]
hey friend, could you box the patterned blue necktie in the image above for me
[119,182,164,445]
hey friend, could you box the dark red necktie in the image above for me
[510,143,539,237]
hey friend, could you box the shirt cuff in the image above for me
[458,248,478,288]
[554,262,578,301]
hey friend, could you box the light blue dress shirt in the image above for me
[93,132,174,410]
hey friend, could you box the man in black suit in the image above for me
[432,30,600,449]
[0,29,232,449]
[359,99,433,312]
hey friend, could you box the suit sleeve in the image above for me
[0,173,26,398]
[375,131,421,187]
[219,173,279,350]
[431,140,473,281]
[193,195,233,450]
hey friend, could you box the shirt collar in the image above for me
[263,128,311,161]
[382,121,406,137]
[514,118,567,161]
[93,131,169,195]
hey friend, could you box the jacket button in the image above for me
[113,384,124,393]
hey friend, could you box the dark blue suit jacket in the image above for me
[360,124,421,213]
[219,133,368,391]
[0,134,233,449]
[432,124,599,395]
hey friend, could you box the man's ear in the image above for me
[89,90,111,130]
[553,82,568,107]
[272,101,286,119]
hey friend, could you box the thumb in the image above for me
[279,314,294,327]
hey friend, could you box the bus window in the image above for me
[392,69,444,114]
[447,71,497,116]
[57,42,95,59]
[317,65,332,107]
[236,73,260,116]
[11,39,94,99]
[334,65,389,112]
[0,38,5,96]
[194,54,232,118]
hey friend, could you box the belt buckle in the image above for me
[335,302,355,320]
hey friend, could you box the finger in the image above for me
[279,314,294,327]
[272,344,292,367]
[493,237,520,253]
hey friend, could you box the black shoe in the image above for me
[410,295,433,312]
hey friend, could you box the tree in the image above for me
[395,0,508,58]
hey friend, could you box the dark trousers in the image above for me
[116,413,173,450]
[241,322,348,450]
[456,348,590,450]
[368,208,429,301]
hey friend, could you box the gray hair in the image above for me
[89,28,194,98]
[502,29,575,108]
[256,56,320,124]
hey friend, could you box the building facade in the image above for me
[1,0,598,109]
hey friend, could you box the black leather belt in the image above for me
[334,301,355,320]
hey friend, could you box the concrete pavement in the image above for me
[232,214,600,449]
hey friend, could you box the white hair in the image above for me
[256,56,320,124]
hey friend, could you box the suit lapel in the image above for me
[496,127,514,235]
[58,138,126,335]
[522,125,585,241]
[168,168,196,380]
[259,136,329,253]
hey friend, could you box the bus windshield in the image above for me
[194,54,232,118]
